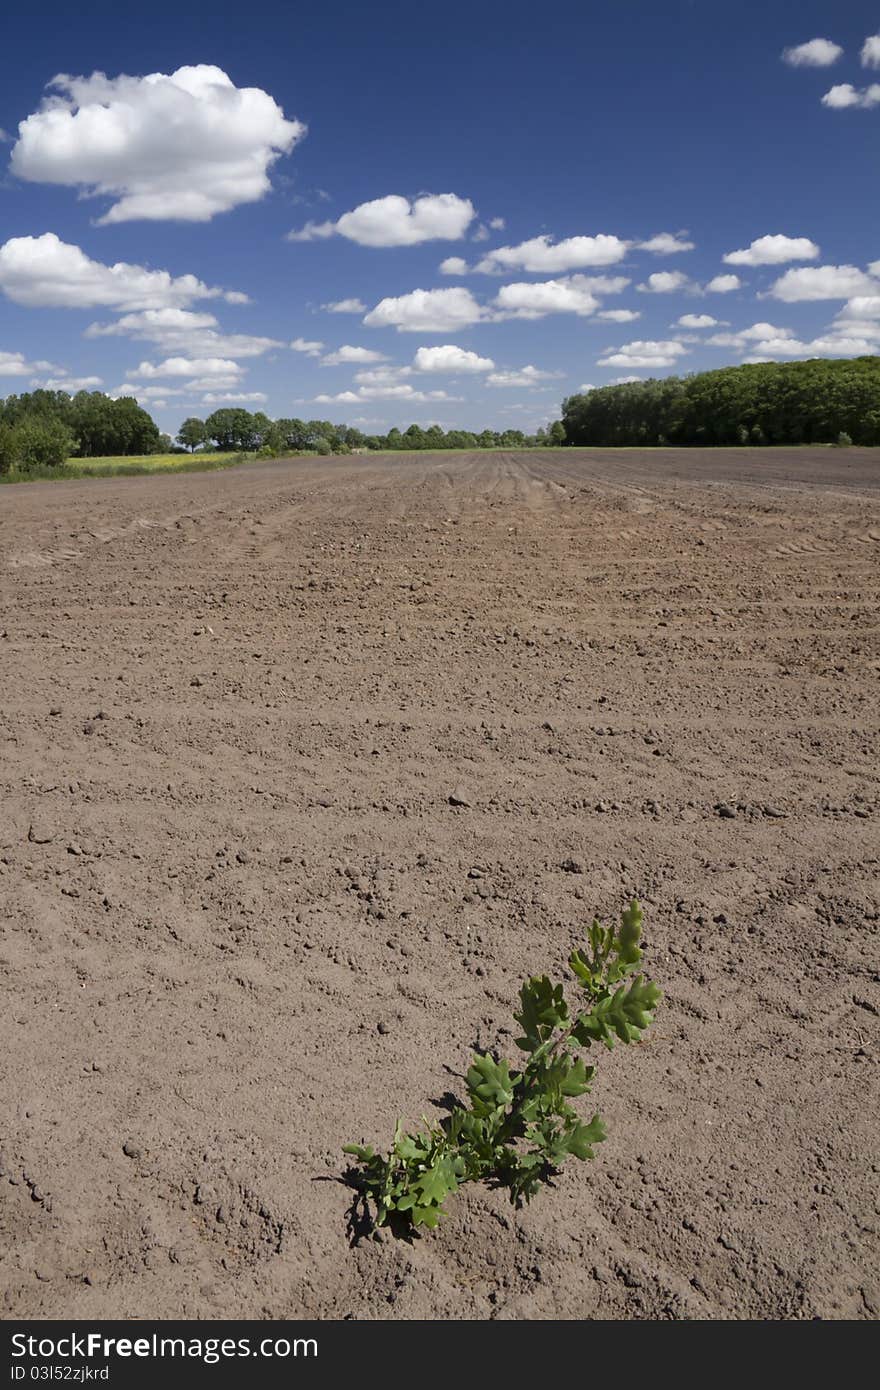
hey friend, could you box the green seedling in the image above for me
[344,899,660,1233]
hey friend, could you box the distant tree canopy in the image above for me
[0,388,162,461]
[561,357,880,448]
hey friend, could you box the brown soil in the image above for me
[1,447,878,1321]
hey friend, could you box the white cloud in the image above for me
[861,34,880,68]
[492,275,609,319]
[85,306,279,357]
[315,384,458,404]
[110,383,186,402]
[32,374,103,390]
[677,313,721,328]
[0,233,241,310]
[321,345,388,366]
[475,233,628,274]
[705,274,742,293]
[609,375,643,384]
[363,286,483,332]
[488,217,505,230]
[782,38,843,67]
[290,337,324,356]
[707,322,795,347]
[723,234,819,266]
[597,339,689,369]
[353,365,412,386]
[130,356,243,380]
[322,298,367,314]
[286,221,336,242]
[290,193,475,247]
[439,256,469,275]
[12,66,304,223]
[578,383,596,392]
[0,350,58,375]
[835,295,880,321]
[637,233,695,254]
[597,308,641,322]
[744,330,880,359]
[822,82,880,107]
[201,391,268,404]
[636,270,690,293]
[413,344,494,373]
[486,365,560,387]
[769,264,878,300]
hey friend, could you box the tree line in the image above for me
[176,410,566,454]
[561,356,880,447]
[0,388,165,472]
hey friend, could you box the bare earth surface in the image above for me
[1,447,878,1321]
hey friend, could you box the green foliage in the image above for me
[0,388,160,458]
[836,431,852,447]
[177,417,209,452]
[561,356,880,447]
[0,420,15,475]
[344,899,660,1233]
[0,414,74,472]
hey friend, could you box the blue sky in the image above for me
[1,0,878,437]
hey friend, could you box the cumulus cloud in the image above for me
[486,366,560,388]
[677,313,721,328]
[636,233,695,254]
[835,295,880,321]
[129,356,243,380]
[11,66,304,223]
[315,384,458,404]
[636,270,690,293]
[110,383,186,403]
[861,34,880,68]
[821,82,880,107]
[0,233,242,310]
[322,298,367,314]
[286,220,336,242]
[597,308,641,322]
[413,345,494,373]
[707,322,796,347]
[290,193,475,247]
[723,234,819,266]
[768,264,878,300]
[488,217,505,230]
[742,328,880,360]
[353,366,412,386]
[290,337,324,356]
[597,339,689,369]
[363,286,484,332]
[0,350,58,375]
[85,306,280,358]
[782,38,843,67]
[32,374,103,390]
[475,233,628,275]
[201,390,268,403]
[439,256,469,275]
[320,345,388,366]
[492,274,622,319]
[705,274,742,293]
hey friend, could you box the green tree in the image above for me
[177,417,208,452]
[549,421,566,446]
[204,408,258,451]
[11,415,74,470]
